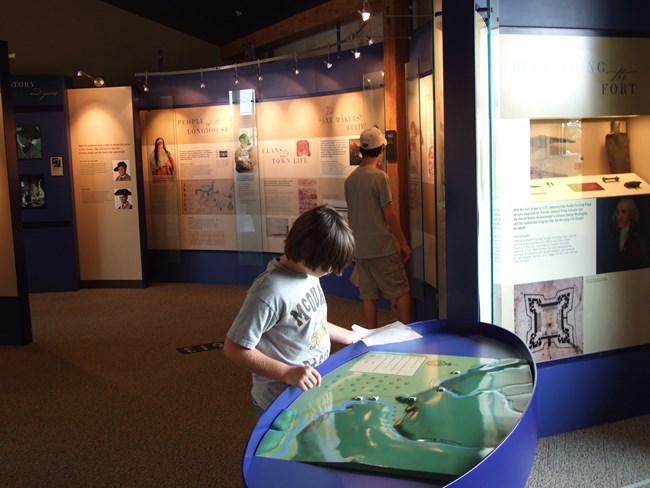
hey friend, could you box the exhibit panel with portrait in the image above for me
[139,91,367,254]
[487,34,650,361]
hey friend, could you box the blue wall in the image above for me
[12,75,79,293]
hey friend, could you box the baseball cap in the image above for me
[359,126,387,150]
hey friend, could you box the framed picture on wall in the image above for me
[50,156,64,176]
[16,125,43,160]
[20,174,46,208]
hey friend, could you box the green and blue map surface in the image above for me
[256,352,533,482]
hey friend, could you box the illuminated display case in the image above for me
[481,31,650,363]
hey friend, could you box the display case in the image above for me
[482,32,650,363]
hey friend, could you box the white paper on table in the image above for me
[351,321,423,346]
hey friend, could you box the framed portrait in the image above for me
[50,156,64,176]
[20,174,46,208]
[16,125,43,160]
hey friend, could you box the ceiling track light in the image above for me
[353,37,361,59]
[199,68,206,89]
[293,53,300,75]
[359,0,371,21]
[234,63,240,85]
[257,59,263,81]
[143,72,149,92]
[324,44,333,69]
[76,69,105,87]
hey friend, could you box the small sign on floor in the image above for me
[177,341,224,354]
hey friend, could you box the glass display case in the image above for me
[483,29,650,362]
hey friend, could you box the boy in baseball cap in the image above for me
[344,126,412,328]
[359,125,388,150]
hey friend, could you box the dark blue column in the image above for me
[442,0,480,321]
[0,39,32,345]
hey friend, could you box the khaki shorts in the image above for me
[356,253,410,301]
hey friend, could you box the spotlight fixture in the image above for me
[324,45,333,69]
[200,68,206,89]
[143,72,149,92]
[257,59,263,81]
[359,0,371,21]
[366,36,374,46]
[353,38,361,59]
[234,63,240,85]
[293,53,300,75]
[76,69,105,87]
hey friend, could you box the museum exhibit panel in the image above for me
[480,0,650,436]
[12,75,79,293]
[133,28,444,311]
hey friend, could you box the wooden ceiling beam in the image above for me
[220,0,382,61]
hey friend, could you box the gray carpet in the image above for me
[1,283,648,487]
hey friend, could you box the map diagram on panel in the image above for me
[514,277,584,362]
[182,179,235,214]
[255,352,533,484]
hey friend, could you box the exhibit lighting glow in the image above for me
[324,45,333,69]
[200,68,206,89]
[257,60,263,81]
[293,53,300,75]
[359,0,370,21]
[367,36,374,46]
[143,72,149,92]
[234,63,240,84]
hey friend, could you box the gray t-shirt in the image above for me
[344,164,396,259]
[226,258,331,410]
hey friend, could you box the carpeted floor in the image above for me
[0,283,392,488]
[1,283,648,487]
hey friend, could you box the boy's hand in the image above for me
[284,365,322,391]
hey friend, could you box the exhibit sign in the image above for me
[67,87,142,282]
[488,34,650,362]
[500,36,650,118]
[140,92,367,254]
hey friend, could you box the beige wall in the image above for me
[1,0,222,88]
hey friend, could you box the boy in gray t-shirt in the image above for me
[224,204,361,414]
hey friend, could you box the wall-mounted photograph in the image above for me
[20,174,46,208]
[16,125,43,160]
[50,156,63,176]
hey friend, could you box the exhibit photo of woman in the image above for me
[150,137,176,177]
[596,195,650,273]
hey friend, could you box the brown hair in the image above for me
[284,204,355,275]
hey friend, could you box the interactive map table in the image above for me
[242,320,538,488]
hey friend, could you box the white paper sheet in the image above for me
[351,321,423,347]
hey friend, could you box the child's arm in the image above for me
[326,322,362,345]
[223,337,322,390]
